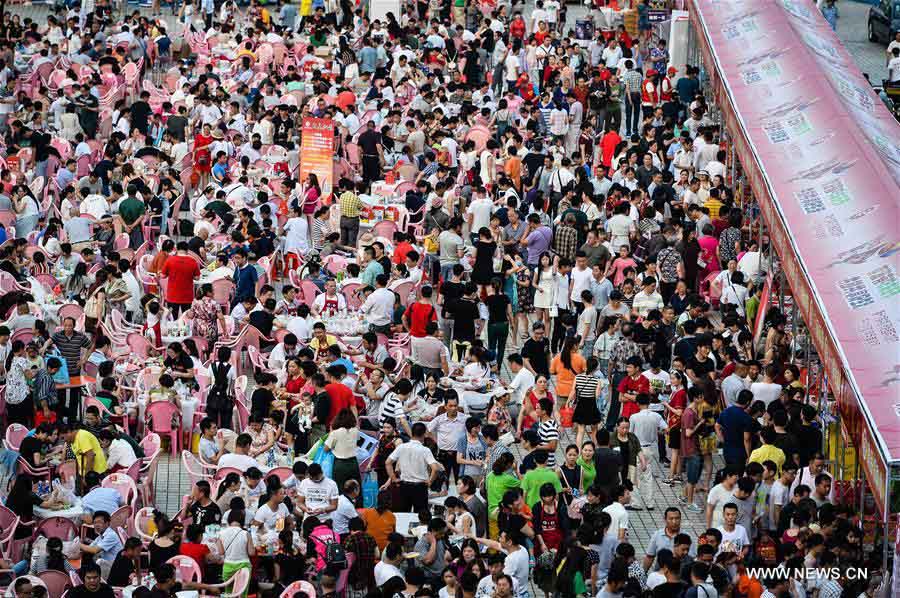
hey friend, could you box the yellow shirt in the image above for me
[72,430,108,474]
[747,443,785,473]
[704,197,723,219]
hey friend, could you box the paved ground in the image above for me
[835,0,891,84]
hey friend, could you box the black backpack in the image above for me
[314,533,348,570]
[207,362,232,413]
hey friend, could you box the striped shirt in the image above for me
[537,418,560,467]
[50,330,91,375]
[573,373,600,403]
[378,392,405,427]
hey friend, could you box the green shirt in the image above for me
[118,196,146,225]
[577,456,596,490]
[745,295,760,325]
[521,467,562,510]
[486,471,520,520]
[360,260,384,288]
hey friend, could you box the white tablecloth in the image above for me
[394,512,419,537]
[34,497,84,522]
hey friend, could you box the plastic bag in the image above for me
[52,477,77,505]
[47,348,70,384]
[362,472,378,508]
[313,446,334,478]
[306,437,324,462]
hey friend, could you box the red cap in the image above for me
[667,66,677,74]
[646,69,658,77]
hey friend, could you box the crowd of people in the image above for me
[0,0,889,597]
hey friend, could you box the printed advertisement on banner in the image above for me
[299,118,335,200]
[858,419,887,515]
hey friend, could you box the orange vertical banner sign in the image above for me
[299,117,335,201]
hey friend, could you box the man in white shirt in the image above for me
[218,433,270,472]
[119,260,143,321]
[569,252,593,308]
[506,354,535,422]
[750,364,782,407]
[296,462,339,520]
[530,1,549,33]
[99,430,138,471]
[789,453,834,504]
[472,532,529,598]
[466,187,494,236]
[360,275,395,332]
[385,422,441,513]
[602,39,623,70]
[889,47,900,83]
[331,479,361,536]
[716,503,750,558]
[426,395,466,486]
[631,277,664,318]
[603,483,632,541]
[475,555,522,598]
[629,395,666,509]
[721,362,750,408]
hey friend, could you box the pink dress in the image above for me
[303,187,321,215]
[698,236,720,278]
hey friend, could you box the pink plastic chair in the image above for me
[0,505,21,558]
[392,282,414,307]
[182,450,213,486]
[33,516,79,541]
[101,472,138,504]
[37,571,71,598]
[5,423,28,451]
[322,254,348,276]
[57,303,85,323]
[279,580,316,598]
[146,401,182,457]
[299,280,321,306]
[341,283,362,310]
[211,278,234,308]
[133,507,156,544]
[17,457,51,483]
[127,332,158,359]
[167,555,203,583]
[9,328,33,346]
[372,220,398,239]
[214,466,242,481]
[266,467,293,483]
[109,504,132,532]
[235,400,250,430]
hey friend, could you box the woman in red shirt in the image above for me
[518,374,555,435]
[533,484,566,562]
[180,523,211,575]
[664,371,687,484]
[192,123,214,189]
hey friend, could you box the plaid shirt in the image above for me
[487,441,513,474]
[342,531,378,590]
[622,69,643,95]
[553,225,578,262]
[339,191,362,218]
[815,580,843,598]
[608,337,644,373]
